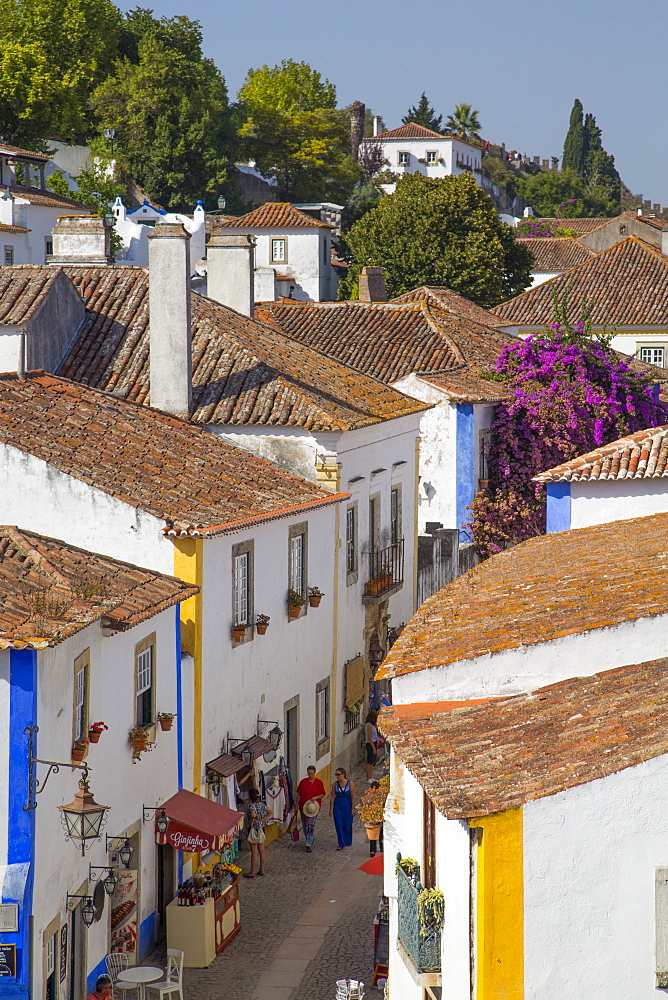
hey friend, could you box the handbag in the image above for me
[248,825,265,844]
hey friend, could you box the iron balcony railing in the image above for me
[365,539,404,598]
[396,865,441,974]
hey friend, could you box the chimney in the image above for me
[662,228,668,257]
[206,234,255,318]
[147,223,192,416]
[373,115,384,137]
[47,215,114,265]
[350,101,365,160]
[358,266,386,302]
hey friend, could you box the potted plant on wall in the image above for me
[129,726,154,762]
[287,589,304,619]
[308,586,324,608]
[88,721,108,744]
[357,784,387,840]
[256,613,270,635]
[72,737,89,763]
[231,622,247,642]
[157,712,175,732]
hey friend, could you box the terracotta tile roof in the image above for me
[515,237,598,271]
[417,368,509,403]
[214,202,331,230]
[0,266,66,324]
[0,223,30,234]
[39,266,427,431]
[0,371,345,537]
[378,123,445,140]
[4,185,91,210]
[624,212,665,232]
[534,424,668,482]
[0,143,49,162]
[0,525,197,647]
[377,511,668,679]
[256,300,517,386]
[391,286,506,329]
[522,217,610,235]
[493,237,668,327]
[380,657,668,818]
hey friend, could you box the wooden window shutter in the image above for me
[344,655,365,709]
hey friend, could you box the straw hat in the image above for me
[303,798,320,817]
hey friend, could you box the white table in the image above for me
[117,966,162,1000]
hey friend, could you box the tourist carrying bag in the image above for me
[248,825,265,844]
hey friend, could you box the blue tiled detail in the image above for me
[455,404,475,541]
[139,913,156,959]
[546,482,571,533]
[176,605,183,791]
[86,956,108,994]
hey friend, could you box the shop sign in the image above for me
[110,870,138,965]
[0,906,18,933]
[0,945,16,977]
[164,822,214,854]
[59,925,68,983]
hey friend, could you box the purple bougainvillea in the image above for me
[469,312,668,557]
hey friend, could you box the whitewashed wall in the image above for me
[217,226,336,301]
[378,136,482,194]
[392,612,668,705]
[524,753,668,998]
[570,478,668,529]
[31,609,179,999]
[0,196,89,265]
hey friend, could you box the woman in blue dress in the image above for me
[329,767,358,849]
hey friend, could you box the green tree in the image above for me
[561,98,586,174]
[444,103,481,139]
[339,173,532,307]
[92,17,240,212]
[0,0,122,145]
[519,167,619,217]
[238,59,361,201]
[582,112,621,204]
[402,93,443,133]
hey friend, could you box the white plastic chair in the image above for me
[145,949,183,1000]
[105,953,136,998]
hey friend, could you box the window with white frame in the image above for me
[315,678,330,750]
[398,151,409,165]
[290,533,304,595]
[73,650,89,740]
[390,487,401,545]
[135,637,154,727]
[46,932,56,979]
[479,429,490,482]
[322,237,328,265]
[346,506,357,574]
[426,151,437,164]
[640,346,665,367]
[233,552,249,626]
[3,246,13,266]
[271,238,286,263]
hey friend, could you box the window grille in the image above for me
[346,508,356,573]
[640,347,665,367]
[136,646,153,726]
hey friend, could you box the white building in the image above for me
[369,122,483,195]
[0,525,195,1000]
[376,510,668,999]
[210,202,338,302]
[0,143,91,265]
[112,197,206,267]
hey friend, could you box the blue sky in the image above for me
[117,0,666,205]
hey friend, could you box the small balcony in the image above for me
[363,539,404,604]
[397,865,442,974]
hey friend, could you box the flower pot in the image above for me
[365,824,381,841]
[231,627,246,642]
[158,716,173,732]
[131,734,148,752]
[288,605,301,619]
[256,623,268,635]
[308,595,322,608]
[72,747,88,763]
[88,730,101,743]
[366,580,382,596]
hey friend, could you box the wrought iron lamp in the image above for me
[66,894,96,928]
[258,721,283,750]
[106,836,133,867]
[143,807,169,835]
[369,637,385,670]
[228,738,254,767]
[89,865,118,897]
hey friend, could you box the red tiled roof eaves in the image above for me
[164,492,350,537]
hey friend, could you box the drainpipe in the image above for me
[17,331,26,379]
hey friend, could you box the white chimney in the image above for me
[47,215,114,265]
[373,115,384,137]
[206,234,255,317]
[147,222,192,416]
[662,227,668,257]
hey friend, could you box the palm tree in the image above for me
[445,103,481,139]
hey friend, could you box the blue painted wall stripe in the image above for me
[546,482,572,533]
[175,604,183,792]
[455,404,475,541]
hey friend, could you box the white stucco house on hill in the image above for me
[370,122,483,194]
[376,510,668,1000]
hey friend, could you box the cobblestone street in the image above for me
[177,773,383,1000]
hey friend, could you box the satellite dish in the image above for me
[263,748,277,764]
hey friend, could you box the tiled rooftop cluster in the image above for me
[391,285,505,329]
[535,425,668,482]
[213,202,331,229]
[0,525,197,647]
[0,143,49,161]
[493,237,668,326]
[380,657,668,817]
[0,372,342,536]
[0,265,427,432]
[515,236,597,271]
[378,511,668,678]
[5,185,90,210]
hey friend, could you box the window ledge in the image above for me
[396,938,441,989]
[315,736,330,761]
[362,581,403,605]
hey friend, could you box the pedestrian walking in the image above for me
[244,787,271,878]
[364,710,379,782]
[296,765,327,852]
[329,767,357,849]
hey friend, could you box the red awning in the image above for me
[156,789,244,853]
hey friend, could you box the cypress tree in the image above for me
[402,93,443,132]
[562,99,585,174]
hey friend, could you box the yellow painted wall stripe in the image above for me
[471,808,523,1000]
[173,538,204,794]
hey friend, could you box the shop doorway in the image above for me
[68,903,87,1000]
[157,843,176,935]
[285,701,299,774]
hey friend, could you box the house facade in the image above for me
[111,198,206,267]
[369,122,483,194]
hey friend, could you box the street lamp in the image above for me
[106,836,133,867]
[58,775,110,856]
[217,194,226,212]
[66,894,96,928]
[258,721,283,750]
[89,865,118,897]
[369,637,385,671]
[143,806,169,835]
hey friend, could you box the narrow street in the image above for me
[179,773,383,1000]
